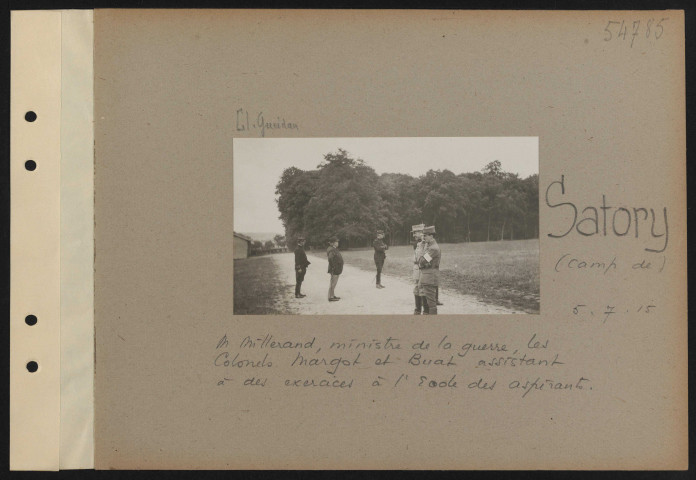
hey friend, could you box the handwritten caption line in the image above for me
[212,333,592,399]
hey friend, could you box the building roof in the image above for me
[233,232,252,242]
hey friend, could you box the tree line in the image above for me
[249,234,287,256]
[275,149,538,249]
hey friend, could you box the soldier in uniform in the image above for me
[326,237,343,302]
[373,230,388,288]
[411,224,427,314]
[293,236,310,298]
[417,226,441,315]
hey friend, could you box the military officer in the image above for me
[411,224,427,314]
[417,226,441,315]
[327,237,343,302]
[373,230,389,288]
[294,236,310,298]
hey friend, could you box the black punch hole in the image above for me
[25,315,37,326]
[25,160,37,171]
[24,111,37,122]
[26,361,39,373]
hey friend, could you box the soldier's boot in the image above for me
[436,286,444,306]
[376,273,385,288]
[422,297,429,315]
[295,282,301,298]
[414,295,422,315]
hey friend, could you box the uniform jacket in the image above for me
[327,246,344,275]
[373,238,388,258]
[294,246,310,269]
[418,239,441,286]
[413,240,426,281]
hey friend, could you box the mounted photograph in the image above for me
[233,137,539,315]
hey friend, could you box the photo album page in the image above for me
[10,9,687,470]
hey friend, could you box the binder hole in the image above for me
[26,361,38,373]
[25,160,37,171]
[24,111,37,122]
[25,315,37,326]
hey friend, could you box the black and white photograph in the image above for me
[234,137,539,315]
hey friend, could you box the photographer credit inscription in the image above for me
[236,108,299,137]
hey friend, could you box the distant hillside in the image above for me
[241,232,283,242]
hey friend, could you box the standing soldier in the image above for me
[417,226,441,315]
[411,224,427,314]
[327,237,343,302]
[373,230,388,289]
[294,236,310,298]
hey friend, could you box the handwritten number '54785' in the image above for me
[604,18,667,47]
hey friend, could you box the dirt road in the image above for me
[272,252,521,315]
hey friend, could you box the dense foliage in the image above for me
[276,149,538,248]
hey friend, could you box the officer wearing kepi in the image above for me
[417,226,441,315]
[411,224,426,314]
[327,237,343,302]
[373,230,389,289]
[294,236,310,298]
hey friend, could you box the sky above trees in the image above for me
[234,137,538,233]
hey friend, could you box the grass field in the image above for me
[233,256,293,314]
[334,239,540,313]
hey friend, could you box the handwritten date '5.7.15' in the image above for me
[572,303,657,324]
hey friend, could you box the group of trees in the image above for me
[275,149,538,248]
[250,234,287,256]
